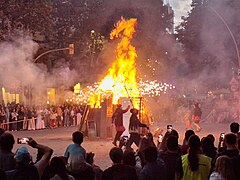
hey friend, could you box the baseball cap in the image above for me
[15,146,30,163]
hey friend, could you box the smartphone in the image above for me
[158,135,163,142]
[123,136,128,141]
[220,133,225,139]
[17,138,29,144]
[167,125,173,132]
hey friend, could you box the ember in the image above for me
[67,18,176,108]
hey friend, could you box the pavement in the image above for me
[9,121,231,170]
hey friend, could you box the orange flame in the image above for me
[99,18,140,105]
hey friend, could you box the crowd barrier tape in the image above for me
[0,118,39,125]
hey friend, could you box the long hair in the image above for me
[201,137,217,160]
[215,155,236,180]
[188,135,201,171]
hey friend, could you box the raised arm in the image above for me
[28,138,53,179]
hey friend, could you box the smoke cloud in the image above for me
[0,36,79,104]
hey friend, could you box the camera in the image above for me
[17,138,29,144]
[167,125,173,132]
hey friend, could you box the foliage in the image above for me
[0,0,52,41]
[0,0,174,83]
[176,0,240,88]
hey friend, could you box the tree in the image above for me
[94,0,174,81]
[0,0,52,41]
[48,0,104,73]
[176,0,240,88]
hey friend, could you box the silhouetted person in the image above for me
[139,146,166,180]
[112,104,130,146]
[102,147,137,180]
[160,135,180,180]
[0,132,16,171]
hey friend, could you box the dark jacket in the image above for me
[102,164,137,180]
[139,160,166,180]
[113,108,129,127]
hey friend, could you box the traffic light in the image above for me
[69,43,74,55]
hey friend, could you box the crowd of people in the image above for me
[0,121,240,180]
[1,100,240,179]
[0,103,84,131]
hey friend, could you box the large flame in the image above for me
[99,18,140,104]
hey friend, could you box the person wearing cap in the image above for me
[112,104,130,146]
[5,138,53,180]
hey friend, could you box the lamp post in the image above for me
[208,6,240,71]
[28,44,74,106]
[208,6,240,107]
[33,44,74,63]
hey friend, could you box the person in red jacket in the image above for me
[112,104,130,146]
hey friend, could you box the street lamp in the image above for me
[27,44,74,105]
[33,44,75,63]
[208,6,240,71]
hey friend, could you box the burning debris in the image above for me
[66,18,176,109]
[99,18,139,106]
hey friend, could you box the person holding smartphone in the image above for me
[5,137,53,180]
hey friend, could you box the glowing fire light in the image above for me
[138,80,175,97]
[98,18,139,105]
[66,18,176,107]
[67,80,176,106]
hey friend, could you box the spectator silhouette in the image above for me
[139,146,166,180]
[201,136,217,167]
[64,131,86,166]
[137,136,156,167]
[49,156,75,180]
[231,138,240,179]
[123,149,142,176]
[159,129,179,152]
[230,122,240,139]
[86,152,102,180]
[210,155,236,180]
[64,131,94,180]
[0,132,16,171]
[160,135,180,180]
[230,122,239,134]
[181,129,195,155]
[217,133,238,158]
[102,147,137,180]
[175,135,211,180]
[5,138,53,180]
